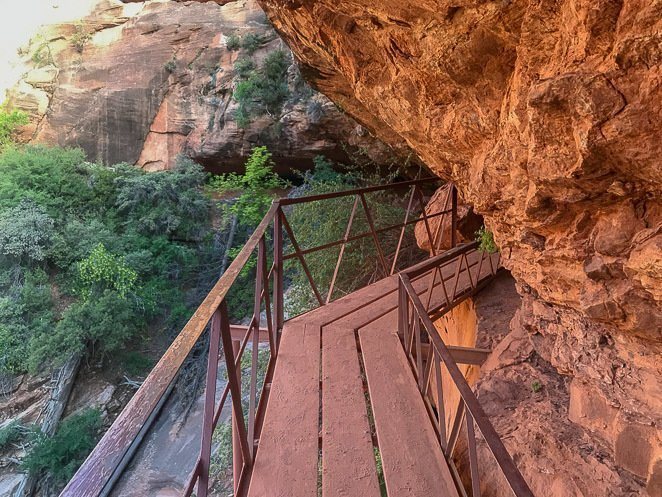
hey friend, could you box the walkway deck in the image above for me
[246,249,500,497]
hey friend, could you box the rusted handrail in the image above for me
[61,177,452,497]
[398,246,534,497]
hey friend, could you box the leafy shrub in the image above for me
[22,408,102,485]
[0,199,55,263]
[76,243,138,300]
[233,50,290,125]
[240,33,263,55]
[226,34,240,51]
[121,351,154,377]
[210,146,288,227]
[0,421,24,450]
[70,21,91,53]
[31,41,52,66]
[234,57,256,79]
[0,269,54,373]
[0,106,28,150]
[306,99,325,124]
[114,159,210,240]
[476,226,498,253]
[234,107,251,129]
[164,58,176,73]
[0,146,216,373]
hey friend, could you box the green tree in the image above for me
[0,269,54,373]
[226,33,240,51]
[0,199,55,264]
[233,50,290,126]
[0,146,216,373]
[114,158,210,240]
[240,33,263,55]
[210,146,288,227]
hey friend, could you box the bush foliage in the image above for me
[0,106,28,150]
[0,146,216,374]
[233,50,289,127]
[476,226,498,253]
[22,409,102,485]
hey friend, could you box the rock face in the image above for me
[253,0,662,493]
[8,0,397,171]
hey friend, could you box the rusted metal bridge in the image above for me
[61,179,534,497]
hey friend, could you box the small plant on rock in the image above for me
[234,57,256,79]
[0,106,28,150]
[240,33,263,55]
[476,226,498,253]
[531,380,542,393]
[226,33,240,51]
[70,21,92,53]
[22,408,102,485]
[164,58,177,73]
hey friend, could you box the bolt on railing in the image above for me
[61,177,456,497]
[397,244,534,497]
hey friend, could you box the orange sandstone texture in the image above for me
[252,0,661,493]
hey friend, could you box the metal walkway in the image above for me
[61,179,533,497]
[247,247,500,497]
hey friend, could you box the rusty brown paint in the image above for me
[326,195,360,304]
[400,273,535,497]
[359,326,460,497]
[281,209,451,261]
[278,177,438,206]
[246,323,321,497]
[321,326,381,497]
[60,204,280,497]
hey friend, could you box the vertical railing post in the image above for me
[197,308,222,497]
[272,204,284,347]
[359,192,389,276]
[231,339,243,495]
[248,240,265,461]
[397,277,408,344]
[219,301,251,466]
[466,411,481,497]
[450,183,458,248]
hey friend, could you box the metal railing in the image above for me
[397,244,535,497]
[61,177,454,497]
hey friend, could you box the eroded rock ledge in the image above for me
[251,0,661,493]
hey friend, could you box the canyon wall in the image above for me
[7,0,397,171]
[252,0,661,494]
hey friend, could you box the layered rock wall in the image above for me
[254,0,661,493]
[8,0,398,171]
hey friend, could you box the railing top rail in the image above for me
[278,177,438,206]
[59,202,280,497]
[401,240,479,278]
[399,271,534,497]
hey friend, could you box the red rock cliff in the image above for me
[8,0,399,171]
[251,0,661,494]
